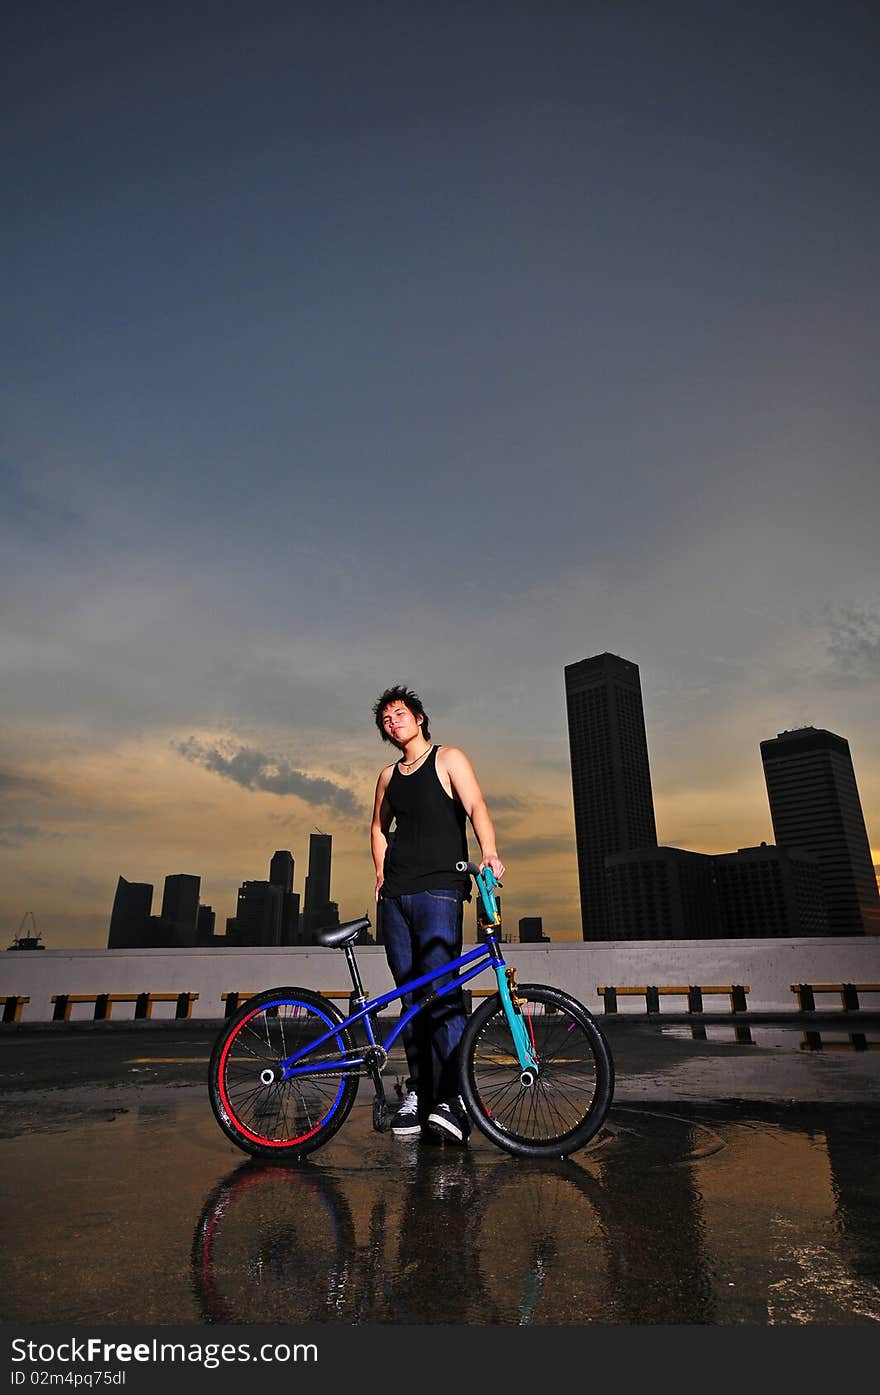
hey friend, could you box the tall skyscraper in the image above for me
[269,850,294,893]
[161,873,201,947]
[761,727,880,936]
[565,652,658,940]
[303,832,334,942]
[266,848,302,944]
[107,876,153,948]
[234,881,283,946]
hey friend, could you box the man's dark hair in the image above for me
[373,685,431,743]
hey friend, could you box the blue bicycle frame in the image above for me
[272,867,539,1083]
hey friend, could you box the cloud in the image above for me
[500,833,575,861]
[0,823,53,849]
[484,792,530,813]
[826,604,880,683]
[175,738,366,819]
[0,771,44,794]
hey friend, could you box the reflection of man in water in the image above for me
[391,1148,488,1323]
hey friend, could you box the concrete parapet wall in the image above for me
[2,937,879,1020]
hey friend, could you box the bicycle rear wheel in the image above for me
[209,988,359,1160]
[459,984,614,1159]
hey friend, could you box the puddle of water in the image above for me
[4,1088,879,1326]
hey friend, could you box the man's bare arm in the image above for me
[440,747,506,879]
[370,766,394,900]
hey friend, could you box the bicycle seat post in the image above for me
[342,942,367,1002]
[339,939,391,1130]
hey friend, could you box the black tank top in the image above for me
[382,746,470,898]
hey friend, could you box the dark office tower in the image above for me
[303,832,332,942]
[161,873,201,947]
[269,850,294,894]
[519,917,549,943]
[761,727,880,936]
[281,891,301,946]
[145,914,175,948]
[235,881,283,946]
[107,876,153,948]
[712,845,828,938]
[197,905,216,945]
[565,653,658,940]
[605,847,718,940]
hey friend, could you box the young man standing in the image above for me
[371,685,506,1144]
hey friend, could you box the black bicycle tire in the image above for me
[208,986,360,1160]
[459,983,614,1159]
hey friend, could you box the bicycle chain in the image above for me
[279,1054,371,1082]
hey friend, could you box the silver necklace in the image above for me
[400,744,432,771]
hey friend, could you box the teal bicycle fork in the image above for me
[473,864,539,1080]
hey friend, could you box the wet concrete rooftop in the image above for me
[2,1015,879,1327]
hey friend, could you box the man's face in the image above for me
[381,701,422,746]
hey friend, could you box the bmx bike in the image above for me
[208,862,614,1161]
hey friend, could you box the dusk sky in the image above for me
[3,1,879,948]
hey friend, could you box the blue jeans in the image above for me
[381,888,467,1111]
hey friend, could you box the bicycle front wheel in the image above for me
[459,984,614,1159]
[209,988,359,1160]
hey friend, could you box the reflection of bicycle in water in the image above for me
[191,1163,357,1325]
[208,863,614,1162]
[192,1153,609,1325]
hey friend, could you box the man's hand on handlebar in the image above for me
[479,855,505,881]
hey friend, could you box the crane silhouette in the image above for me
[8,911,44,950]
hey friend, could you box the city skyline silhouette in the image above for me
[87,652,879,953]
